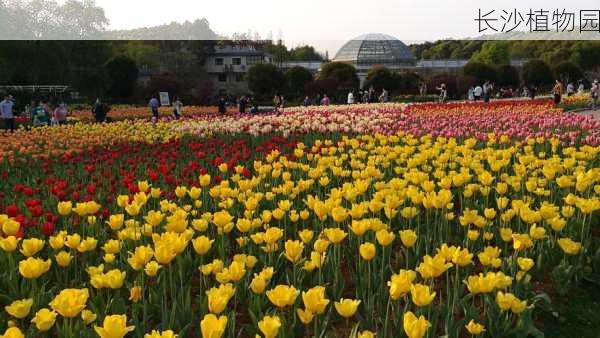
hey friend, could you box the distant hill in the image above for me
[106,19,220,40]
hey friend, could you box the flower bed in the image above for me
[0,101,599,338]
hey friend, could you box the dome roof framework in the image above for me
[334,33,415,66]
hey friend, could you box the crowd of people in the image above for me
[0,95,69,132]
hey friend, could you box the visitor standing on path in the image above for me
[149,95,160,122]
[238,96,247,113]
[0,94,16,132]
[173,97,183,119]
[473,85,483,101]
[483,82,492,103]
[436,84,447,103]
[591,80,599,111]
[218,97,226,114]
[53,103,68,125]
[347,91,354,104]
[32,101,50,126]
[566,82,575,97]
[321,94,330,106]
[552,80,563,105]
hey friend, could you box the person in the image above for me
[53,102,68,125]
[529,86,537,100]
[0,94,16,132]
[149,95,160,121]
[566,82,575,97]
[92,98,107,122]
[172,97,183,119]
[347,91,355,104]
[368,87,375,103]
[278,95,285,112]
[552,80,563,105]
[320,94,330,106]
[31,100,50,126]
[467,86,474,101]
[273,94,281,112]
[362,90,369,104]
[473,85,483,101]
[522,86,529,98]
[218,96,226,114]
[238,96,247,113]
[578,81,585,94]
[591,80,599,111]
[436,84,447,103]
[483,81,493,103]
[303,96,311,106]
[379,89,388,103]
[419,82,427,96]
[249,97,259,114]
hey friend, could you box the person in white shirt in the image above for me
[566,82,575,96]
[0,94,16,132]
[591,80,599,111]
[473,85,483,101]
[347,91,354,104]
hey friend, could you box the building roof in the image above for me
[210,45,271,57]
[333,33,415,65]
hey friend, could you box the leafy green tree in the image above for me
[395,71,422,94]
[285,66,313,98]
[318,62,359,89]
[496,65,520,87]
[471,41,510,65]
[247,64,286,99]
[570,42,600,71]
[553,62,583,84]
[522,59,554,88]
[463,62,497,84]
[364,66,396,91]
[105,55,139,101]
[289,46,322,61]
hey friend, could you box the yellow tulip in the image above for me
[144,330,178,338]
[57,201,72,216]
[266,285,299,308]
[334,298,361,318]
[5,298,33,319]
[296,308,314,324]
[94,314,135,338]
[0,236,20,252]
[517,257,534,272]
[284,240,304,263]
[323,228,347,244]
[410,284,436,307]
[388,269,416,300]
[298,229,314,243]
[465,320,485,335]
[192,236,214,255]
[403,311,431,338]
[55,251,73,267]
[258,315,281,338]
[144,261,161,277]
[358,330,376,338]
[375,229,395,246]
[18,257,52,279]
[1,327,25,338]
[249,275,268,294]
[399,229,417,248]
[557,238,582,255]
[200,313,227,338]
[302,286,329,315]
[31,308,57,331]
[206,283,235,314]
[359,242,376,261]
[19,238,45,257]
[106,214,125,230]
[49,288,89,318]
[81,309,97,325]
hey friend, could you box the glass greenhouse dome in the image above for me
[333,33,416,67]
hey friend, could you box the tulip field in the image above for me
[0,99,599,338]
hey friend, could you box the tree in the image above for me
[318,62,360,89]
[395,71,422,95]
[285,67,313,99]
[553,62,584,84]
[247,63,285,99]
[105,55,139,101]
[463,62,497,84]
[289,46,322,61]
[496,65,520,87]
[570,41,600,71]
[364,66,397,92]
[522,59,554,88]
[471,41,510,65]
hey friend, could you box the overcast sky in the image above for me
[96,0,600,54]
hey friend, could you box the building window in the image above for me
[232,57,242,65]
[235,73,244,82]
[246,55,263,65]
[215,58,224,66]
[218,74,227,82]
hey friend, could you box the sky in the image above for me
[96,0,600,54]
